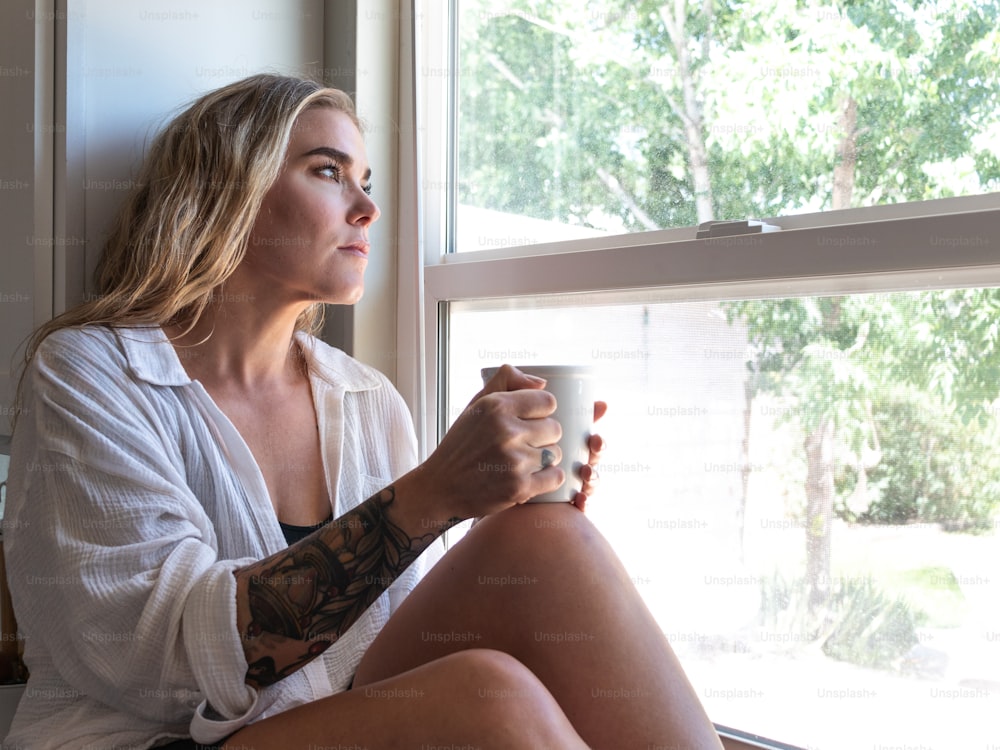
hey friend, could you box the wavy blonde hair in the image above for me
[15,74,359,422]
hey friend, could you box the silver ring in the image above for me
[541,448,555,469]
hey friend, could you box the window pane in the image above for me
[456,0,1000,251]
[445,289,1000,748]
[0,437,9,520]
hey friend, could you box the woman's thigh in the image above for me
[351,502,724,750]
[221,649,586,749]
[354,501,613,685]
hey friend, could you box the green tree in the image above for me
[726,296,889,606]
[458,0,1000,229]
[726,291,1000,607]
[838,383,1000,530]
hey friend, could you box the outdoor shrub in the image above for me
[817,577,920,668]
[836,386,1000,531]
[759,572,921,670]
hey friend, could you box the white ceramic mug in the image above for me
[481,365,596,502]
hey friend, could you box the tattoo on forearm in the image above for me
[241,486,456,688]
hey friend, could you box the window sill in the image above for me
[719,725,807,750]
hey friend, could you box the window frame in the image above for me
[397,2,1000,745]
[405,0,1000,455]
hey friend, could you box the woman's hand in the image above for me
[572,401,607,513]
[416,365,565,522]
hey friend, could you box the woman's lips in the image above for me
[337,242,370,257]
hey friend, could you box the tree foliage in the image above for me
[836,383,1000,530]
[730,291,1000,531]
[458,0,1000,230]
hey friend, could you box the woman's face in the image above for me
[242,106,380,307]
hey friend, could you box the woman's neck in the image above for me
[165,295,309,392]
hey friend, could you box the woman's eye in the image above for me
[318,163,342,180]
[318,163,371,196]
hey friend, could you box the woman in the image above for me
[4,75,722,749]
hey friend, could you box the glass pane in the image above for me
[0,440,8,522]
[456,0,1000,251]
[445,289,1000,749]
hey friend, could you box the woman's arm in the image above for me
[234,476,456,688]
[234,365,565,688]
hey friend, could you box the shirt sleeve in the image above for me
[368,375,448,613]
[5,330,273,733]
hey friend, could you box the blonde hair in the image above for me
[15,74,359,421]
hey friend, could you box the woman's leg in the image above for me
[354,502,723,750]
[223,649,589,749]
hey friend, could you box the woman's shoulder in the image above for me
[18,327,140,425]
[33,325,126,369]
[29,325,166,389]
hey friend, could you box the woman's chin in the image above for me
[313,285,364,306]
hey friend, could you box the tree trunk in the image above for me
[832,96,858,210]
[681,75,714,224]
[737,375,755,563]
[596,168,660,230]
[804,417,835,609]
[659,1,714,223]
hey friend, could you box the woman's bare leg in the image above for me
[354,502,723,750]
[223,649,589,749]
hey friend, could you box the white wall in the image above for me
[64,0,326,309]
[0,0,53,435]
[0,0,405,433]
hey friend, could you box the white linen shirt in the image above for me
[2,325,444,749]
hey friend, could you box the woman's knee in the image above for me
[466,501,609,568]
[438,649,583,744]
[442,648,546,697]
[225,650,582,748]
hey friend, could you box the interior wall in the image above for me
[0,0,369,433]
[0,0,52,435]
[65,0,326,310]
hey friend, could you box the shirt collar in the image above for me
[116,326,191,386]
[293,330,382,392]
[115,326,381,392]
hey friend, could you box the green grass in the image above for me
[882,566,969,629]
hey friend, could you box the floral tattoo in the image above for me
[241,486,458,688]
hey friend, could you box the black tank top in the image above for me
[278,514,333,546]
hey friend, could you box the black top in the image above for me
[278,514,333,546]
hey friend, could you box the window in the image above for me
[410,1,1000,748]
[444,286,1000,749]
[0,435,9,519]
[450,0,1000,251]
